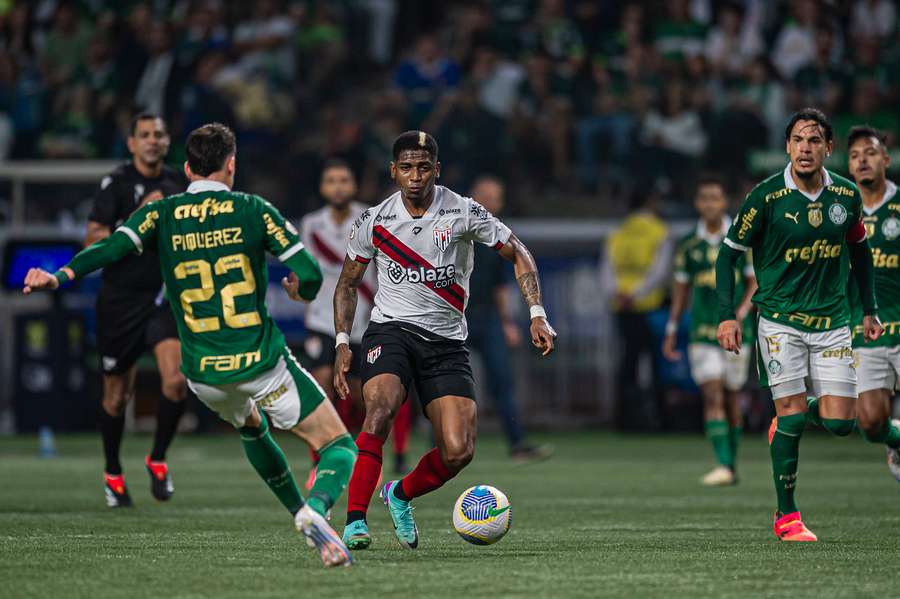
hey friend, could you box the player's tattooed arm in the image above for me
[499,234,557,356]
[333,257,368,399]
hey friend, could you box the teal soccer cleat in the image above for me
[342,519,372,550]
[381,480,419,549]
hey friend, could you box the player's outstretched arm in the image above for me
[715,244,742,354]
[22,232,137,294]
[281,248,323,302]
[333,257,368,399]
[498,233,557,356]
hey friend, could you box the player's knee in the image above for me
[362,399,395,438]
[856,412,883,440]
[161,373,188,402]
[822,418,856,437]
[441,441,474,473]
[101,392,130,417]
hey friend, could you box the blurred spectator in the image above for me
[704,1,763,79]
[833,78,899,146]
[134,21,184,122]
[792,22,845,115]
[654,0,706,63]
[294,1,347,101]
[0,49,45,158]
[39,82,95,158]
[732,57,788,149]
[470,43,525,118]
[0,2,38,63]
[360,0,397,65]
[393,32,461,127]
[601,189,672,430]
[180,51,235,135]
[771,0,820,79]
[40,1,93,88]
[528,0,585,75]
[850,0,896,41]
[232,0,296,83]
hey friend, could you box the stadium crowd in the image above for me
[1,0,899,218]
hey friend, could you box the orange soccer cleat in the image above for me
[773,511,817,542]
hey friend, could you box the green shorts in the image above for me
[187,347,326,429]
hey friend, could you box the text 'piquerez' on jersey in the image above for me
[116,180,305,385]
[346,186,512,341]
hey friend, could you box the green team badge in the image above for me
[808,207,823,228]
[767,359,783,375]
[828,203,847,225]
[882,216,900,240]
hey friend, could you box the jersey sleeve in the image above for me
[346,209,376,263]
[465,199,512,249]
[256,196,305,261]
[740,249,755,277]
[117,201,161,254]
[724,191,764,252]
[86,174,120,228]
[846,187,867,244]
[673,240,690,283]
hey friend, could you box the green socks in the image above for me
[239,414,304,515]
[307,434,357,517]
[704,419,734,468]
[770,412,805,514]
[861,419,900,448]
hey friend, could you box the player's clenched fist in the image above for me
[531,317,557,356]
[863,314,884,342]
[22,268,60,294]
[716,319,742,354]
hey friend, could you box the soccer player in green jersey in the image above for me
[663,176,757,486]
[22,123,357,567]
[846,125,900,481]
[716,108,882,542]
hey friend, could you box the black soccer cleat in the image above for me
[104,473,134,508]
[145,455,174,501]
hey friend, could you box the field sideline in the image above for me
[1,431,899,598]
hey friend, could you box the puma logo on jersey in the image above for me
[785,211,799,223]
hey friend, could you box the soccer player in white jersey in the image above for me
[298,159,411,488]
[334,131,557,550]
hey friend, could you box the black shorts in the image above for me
[302,330,362,377]
[95,285,178,375]
[360,321,476,410]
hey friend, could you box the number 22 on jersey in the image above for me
[173,253,261,333]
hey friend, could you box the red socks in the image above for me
[392,400,412,455]
[400,447,452,500]
[346,432,384,514]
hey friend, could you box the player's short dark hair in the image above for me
[185,123,236,176]
[785,108,833,142]
[321,158,354,178]
[392,131,439,161]
[130,112,166,136]
[847,125,888,151]
[696,172,725,191]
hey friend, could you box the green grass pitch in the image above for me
[1,430,899,598]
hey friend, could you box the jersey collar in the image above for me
[862,180,898,216]
[187,180,230,193]
[783,163,833,201]
[695,215,731,244]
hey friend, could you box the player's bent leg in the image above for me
[290,399,357,517]
[304,365,334,490]
[816,392,857,437]
[856,389,900,482]
[100,367,137,507]
[770,390,816,542]
[343,374,405,547]
[147,338,186,501]
[699,380,735,486]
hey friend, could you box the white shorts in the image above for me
[187,350,325,430]
[756,316,856,400]
[688,343,751,391]
[854,345,900,394]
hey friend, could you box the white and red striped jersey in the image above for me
[299,201,376,343]
[346,186,512,340]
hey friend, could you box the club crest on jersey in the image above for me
[367,345,382,364]
[828,203,847,225]
[807,207,823,228]
[433,224,452,252]
[882,216,900,240]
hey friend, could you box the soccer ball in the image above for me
[452,485,511,545]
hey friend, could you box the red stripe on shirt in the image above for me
[372,224,465,312]
[312,231,375,302]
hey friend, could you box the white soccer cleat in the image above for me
[294,505,352,567]
[701,465,736,486]
[887,419,900,483]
